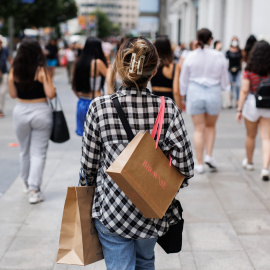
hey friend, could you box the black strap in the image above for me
[172,63,176,80]
[92,59,97,99]
[110,94,135,141]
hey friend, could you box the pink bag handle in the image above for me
[151,97,172,166]
[151,96,165,147]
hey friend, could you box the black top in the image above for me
[45,44,58,60]
[151,66,174,88]
[15,80,46,99]
[226,50,242,72]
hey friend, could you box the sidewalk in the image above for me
[0,68,270,270]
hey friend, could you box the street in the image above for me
[0,67,270,270]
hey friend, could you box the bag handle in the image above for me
[110,94,135,141]
[151,96,165,148]
[48,93,63,112]
[78,168,89,192]
[151,97,172,166]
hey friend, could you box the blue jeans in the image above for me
[228,71,241,101]
[94,219,158,270]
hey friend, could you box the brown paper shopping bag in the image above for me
[57,186,104,266]
[107,96,185,219]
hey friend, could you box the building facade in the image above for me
[165,0,270,49]
[76,0,139,34]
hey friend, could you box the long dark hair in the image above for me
[246,40,270,76]
[72,37,107,93]
[13,38,46,90]
[197,28,213,49]
[244,35,257,62]
[154,37,173,67]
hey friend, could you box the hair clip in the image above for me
[129,53,136,73]
[137,55,145,75]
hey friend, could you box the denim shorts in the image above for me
[186,82,222,115]
[76,97,92,136]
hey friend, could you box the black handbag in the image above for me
[157,199,184,254]
[255,78,270,109]
[49,95,70,143]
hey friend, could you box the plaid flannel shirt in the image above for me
[80,86,194,239]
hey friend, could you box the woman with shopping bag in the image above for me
[79,37,194,270]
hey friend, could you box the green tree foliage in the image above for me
[91,9,112,39]
[0,0,77,34]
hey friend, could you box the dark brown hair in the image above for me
[197,28,213,49]
[13,38,47,91]
[154,37,173,67]
[246,40,270,76]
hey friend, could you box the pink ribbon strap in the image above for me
[151,97,172,166]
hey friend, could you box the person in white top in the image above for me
[180,28,230,174]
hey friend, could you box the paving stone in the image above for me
[180,251,197,270]
[193,251,254,270]
[211,177,266,212]
[187,223,242,251]
[228,210,270,235]
[239,235,270,269]
[179,184,228,223]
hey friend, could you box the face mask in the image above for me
[231,40,239,47]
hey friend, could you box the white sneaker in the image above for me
[261,169,270,181]
[28,191,45,204]
[242,158,254,171]
[195,164,205,174]
[22,181,28,194]
[205,155,217,170]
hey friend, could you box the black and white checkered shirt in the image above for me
[80,86,194,239]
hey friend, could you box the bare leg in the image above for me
[205,114,219,157]
[192,113,206,165]
[244,118,258,164]
[259,117,270,169]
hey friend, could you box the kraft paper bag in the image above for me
[106,131,186,219]
[57,186,104,266]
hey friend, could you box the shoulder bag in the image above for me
[49,94,70,143]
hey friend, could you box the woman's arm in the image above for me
[39,67,56,99]
[97,59,109,78]
[173,62,182,110]
[236,78,250,123]
[8,68,17,98]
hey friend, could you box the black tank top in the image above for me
[151,65,175,88]
[15,81,46,99]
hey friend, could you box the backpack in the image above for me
[255,78,270,109]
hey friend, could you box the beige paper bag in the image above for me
[107,131,185,219]
[57,186,104,266]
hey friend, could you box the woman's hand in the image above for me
[236,111,242,123]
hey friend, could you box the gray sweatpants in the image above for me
[13,102,53,191]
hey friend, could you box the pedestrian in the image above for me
[80,37,194,270]
[174,40,198,110]
[72,37,109,136]
[45,38,58,78]
[0,35,12,118]
[8,38,56,203]
[236,40,270,181]
[65,43,76,84]
[243,35,257,65]
[226,36,243,106]
[151,37,178,102]
[180,28,230,173]
[213,40,223,51]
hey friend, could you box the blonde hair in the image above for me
[110,37,160,91]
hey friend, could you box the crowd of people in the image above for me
[1,27,269,269]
